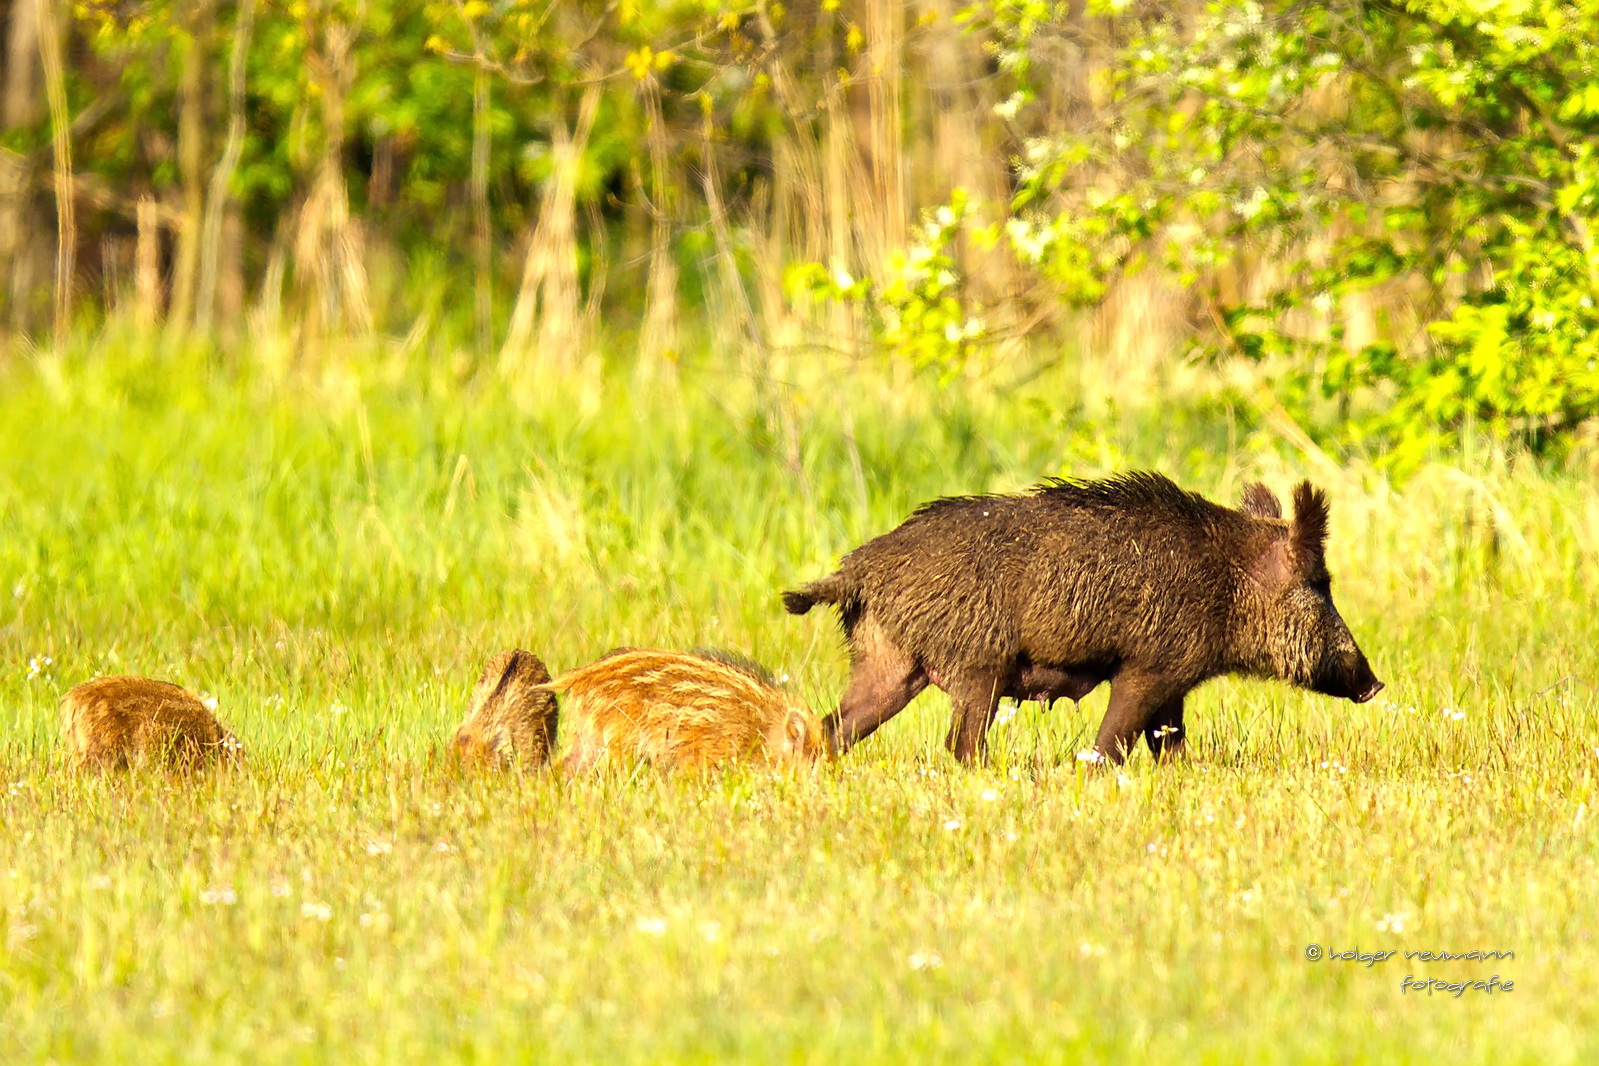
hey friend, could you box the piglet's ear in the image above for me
[1290,481,1329,568]
[1240,482,1282,519]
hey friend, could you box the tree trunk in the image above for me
[294,12,371,337]
[168,0,214,331]
[134,196,163,329]
[862,0,905,274]
[197,0,254,335]
[922,0,1014,310]
[35,0,72,340]
[1,0,42,338]
[471,70,492,355]
[500,82,601,373]
[636,79,678,377]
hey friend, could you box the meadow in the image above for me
[1,334,1597,1063]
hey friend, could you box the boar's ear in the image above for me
[1239,482,1282,519]
[1290,481,1330,570]
[1250,535,1295,590]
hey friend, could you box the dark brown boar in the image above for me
[784,472,1382,765]
[453,649,560,768]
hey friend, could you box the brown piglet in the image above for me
[61,676,242,771]
[453,649,560,768]
[547,648,823,772]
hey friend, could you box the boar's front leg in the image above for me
[1141,694,1186,761]
[944,674,1003,766]
[1093,671,1188,765]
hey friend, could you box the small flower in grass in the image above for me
[1440,707,1464,722]
[200,693,219,712]
[993,704,1017,728]
[200,884,237,906]
[908,951,943,971]
[1116,772,1133,788]
[301,901,333,922]
[88,874,112,890]
[635,916,667,936]
[943,818,962,832]
[434,840,453,853]
[1075,749,1105,765]
[26,655,53,680]
[980,789,998,802]
[330,701,349,717]
[1376,911,1409,934]
[365,839,393,857]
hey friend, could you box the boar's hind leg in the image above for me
[1093,672,1187,765]
[945,675,1003,766]
[1141,694,1186,761]
[825,629,929,755]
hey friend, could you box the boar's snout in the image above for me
[1313,647,1383,704]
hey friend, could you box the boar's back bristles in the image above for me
[544,648,823,772]
[61,676,241,771]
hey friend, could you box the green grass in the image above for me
[1,335,1596,1062]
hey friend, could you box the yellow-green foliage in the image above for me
[1,337,1596,1062]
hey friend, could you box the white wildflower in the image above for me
[1376,911,1409,934]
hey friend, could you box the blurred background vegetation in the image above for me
[2,0,1597,466]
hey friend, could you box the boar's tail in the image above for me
[783,573,851,616]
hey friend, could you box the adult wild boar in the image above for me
[783,473,1382,765]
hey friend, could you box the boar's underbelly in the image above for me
[1005,658,1113,703]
